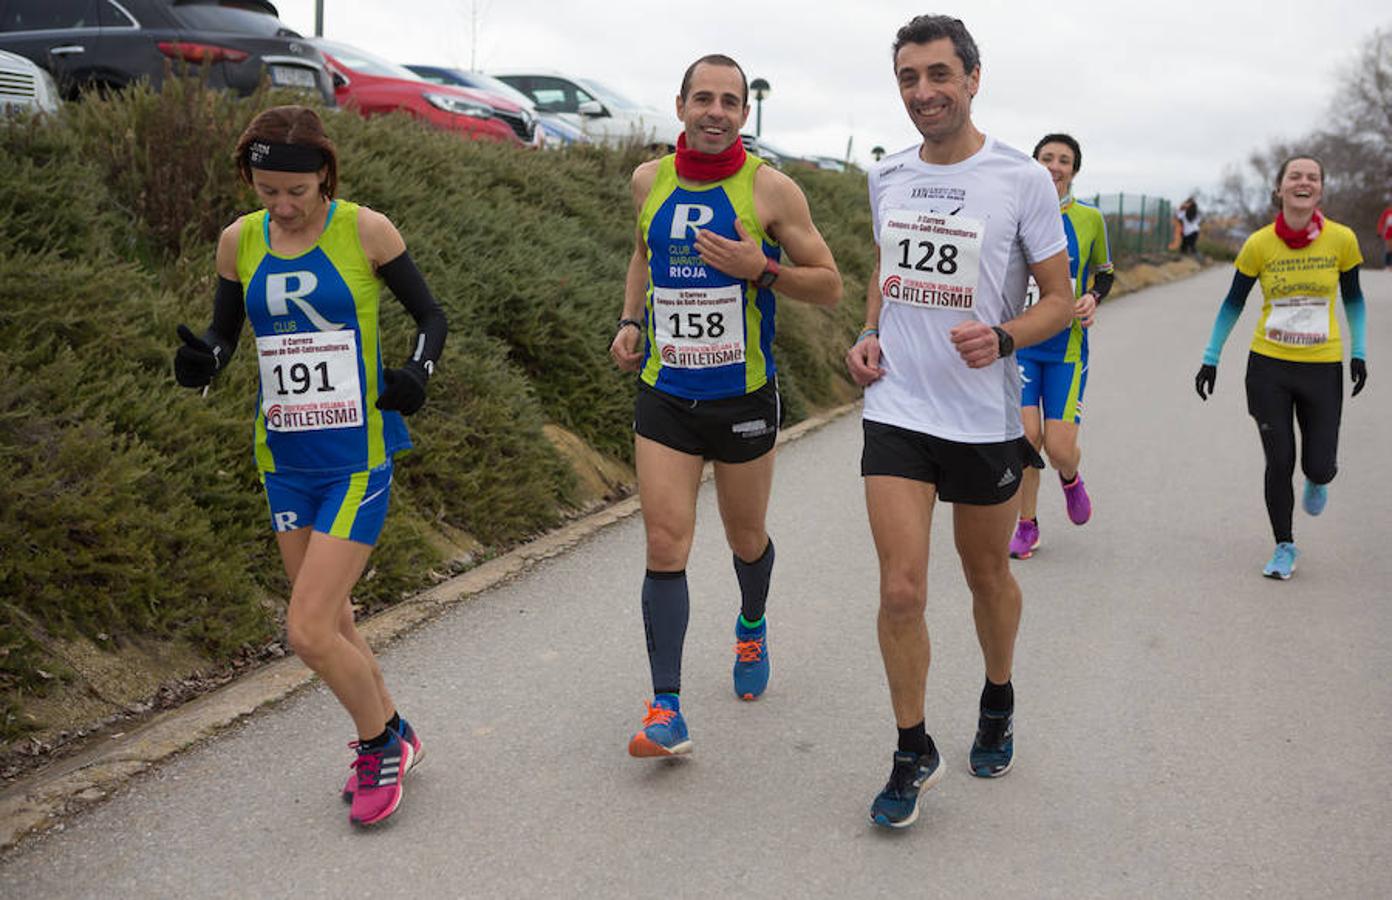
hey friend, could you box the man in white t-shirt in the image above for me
[846,14,1074,829]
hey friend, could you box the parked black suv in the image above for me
[0,0,332,103]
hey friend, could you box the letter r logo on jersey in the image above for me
[670,204,715,240]
[273,510,299,532]
[265,271,344,331]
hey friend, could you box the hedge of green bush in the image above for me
[0,80,871,742]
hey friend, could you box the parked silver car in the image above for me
[0,47,59,113]
[491,70,678,150]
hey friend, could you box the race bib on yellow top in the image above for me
[255,330,364,432]
[879,210,983,310]
[1264,296,1330,347]
[652,284,745,369]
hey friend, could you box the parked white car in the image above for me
[491,70,679,150]
[0,48,60,115]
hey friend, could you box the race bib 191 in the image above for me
[652,284,745,369]
[255,329,364,432]
[879,210,983,310]
[1265,296,1330,347]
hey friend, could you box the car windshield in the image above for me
[316,40,421,81]
[456,72,535,109]
[574,77,642,110]
[170,2,298,37]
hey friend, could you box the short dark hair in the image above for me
[1033,133,1082,173]
[892,15,980,73]
[680,54,748,106]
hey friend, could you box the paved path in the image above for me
[3,266,1390,898]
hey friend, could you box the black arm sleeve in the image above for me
[378,251,448,372]
[1339,266,1362,299]
[206,276,246,367]
[1223,270,1258,310]
[1091,270,1114,302]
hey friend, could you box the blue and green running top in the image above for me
[637,154,781,400]
[1019,196,1112,364]
[236,200,411,474]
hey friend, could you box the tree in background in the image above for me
[1216,26,1392,266]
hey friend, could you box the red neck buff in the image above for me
[1274,208,1324,249]
[674,132,746,181]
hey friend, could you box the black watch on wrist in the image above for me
[991,325,1015,358]
[753,257,781,289]
[617,317,642,333]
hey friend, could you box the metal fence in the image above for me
[1086,193,1175,255]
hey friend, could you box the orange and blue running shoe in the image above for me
[348,730,412,827]
[627,695,691,757]
[733,617,770,700]
[343,716,423,803]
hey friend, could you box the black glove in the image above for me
[1195,364,1216,401]
[1351,358,1367,397]
[174,324,220,388]
[376,361,430,415]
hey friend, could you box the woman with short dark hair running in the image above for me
[173,105,447,826]
[1195,155,1367,579]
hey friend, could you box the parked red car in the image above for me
[311,38,539,147]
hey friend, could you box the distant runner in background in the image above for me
[1177,197,1201,254]
[1377,201,1392,267]
[1195,155,1368,580]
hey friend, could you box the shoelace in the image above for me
[734,637,764,663]
[977,714,1011,750]
[641,702,677,727]
[349,741,387,788]
[887,755,924,795]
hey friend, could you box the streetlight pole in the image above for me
[315,0,323,36]
[750,77,770,138]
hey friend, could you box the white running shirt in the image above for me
[864,136,1066,442]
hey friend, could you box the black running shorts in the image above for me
[860,419,1043,505]
[634,379,780,463]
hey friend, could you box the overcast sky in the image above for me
[273,1,1389,204]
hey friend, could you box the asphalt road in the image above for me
[3,266,1390,898]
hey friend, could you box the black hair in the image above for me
[680,54,748,106]
[1032,133,1081,173]
[892,15,980,73]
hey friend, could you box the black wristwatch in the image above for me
[991,325,1015,358]
[617,317,643,333]
[753,257,781,289]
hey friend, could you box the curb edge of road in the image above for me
[0,400,859,853]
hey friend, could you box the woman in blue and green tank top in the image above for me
[172,106,447,828]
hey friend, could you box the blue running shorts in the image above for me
[262,460,394,546]
[1019,357,1087,423]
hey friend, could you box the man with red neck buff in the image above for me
[609,54,842,758]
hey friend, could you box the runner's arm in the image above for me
[845,245,885,386]
[760,171,842,307]
[1004,251,1073,349]
[1202,270,1257,365]
[174,223,245,387]
[611,164,658,371]
[1340,266,1366,361]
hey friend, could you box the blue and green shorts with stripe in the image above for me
[1019,357,1087,424]
[262,460,394,546]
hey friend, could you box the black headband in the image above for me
[245,140,326,173]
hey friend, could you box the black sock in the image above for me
[642,570,689,696]
[897,721,933,756]
[734,538,775,624]
[385,711,401,734]
[981,678,1014,713]
[359,728,392,750]
[1060,472,1078,487]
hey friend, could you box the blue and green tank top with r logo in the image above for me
[236,200,410,474]
[638,154,780,400]
[1019,198,1112,364]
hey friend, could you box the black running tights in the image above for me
[1244,352,1342,543]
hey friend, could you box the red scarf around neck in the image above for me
[1274,208,1324,249]
[674,132,746,181]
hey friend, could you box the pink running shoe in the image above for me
[1009,518,1040,559]
[344,717,423,802]
[348,731,412,827]
[1060,473,1092,525]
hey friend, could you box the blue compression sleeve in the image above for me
[1341,267,1366,359]
[1202,271,1257,366]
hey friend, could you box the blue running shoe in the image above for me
[1302,480,1328,516]
[870,747,944,828]
[733,617,770,700]
[627,695,691,757]
[1263,542,1299,580]
[969,710,1015,778]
